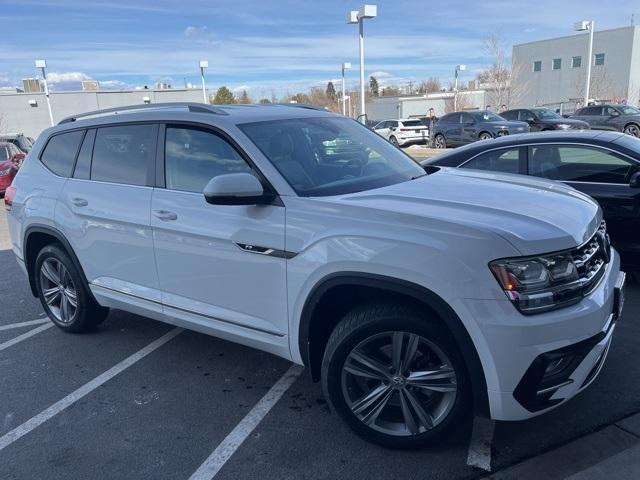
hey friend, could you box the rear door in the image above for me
[528,143,640,265]
[579,106,605,129]
[57,123,161,302]
[150,123,288,347]
[440,113,462,145]
[460,113,477,143]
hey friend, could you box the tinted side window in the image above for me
[529,145,633,183]
[460,113,475,124]
[165,126,252,193]
[462,148,522,174]
[91,124,156,186]
[500,111,517,120]
[0,147,8,161]
[73,129,95,180]
[40,130,84,177]
[604,106,618,116]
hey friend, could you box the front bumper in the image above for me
[458,248,622,421]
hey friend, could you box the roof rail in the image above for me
[277,103,329,111]
[58,102,229,125]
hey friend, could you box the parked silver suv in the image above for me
[6,103,625,448]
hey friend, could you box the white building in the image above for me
[511,26,640,110]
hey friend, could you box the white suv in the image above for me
[5,103,625,448]
[374,118,429,147]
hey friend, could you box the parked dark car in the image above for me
[571,104,640,137]
[501,107,590,131]
[0,142,24,195]
[423,131,640,269]
[432,110,529,148]
[0,133,34,153]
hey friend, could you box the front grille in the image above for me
[571,221,609,295]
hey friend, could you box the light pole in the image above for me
[35,59,54,126]
[347,4,377,123]
[341,62,352,115]
[199,60,209,104]
[574,21,594,105]
[344,95,352,118]
[453,64,466,112]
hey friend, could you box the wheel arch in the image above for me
[623,121,640,132]
[23,224,95,303]
[478,131,493,139]
[298,272,490,416]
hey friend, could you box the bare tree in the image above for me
[417,77,441,94]
[444,93,473,113]
[477,34,529,109]
[572,67,626,103]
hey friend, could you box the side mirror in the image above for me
[526,117,535,123]
[611,111,620,117]
[203,173,274,205]
[629,171,640,188]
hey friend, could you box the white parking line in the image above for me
[0,327,183,451]
[0,318,50,331]
[188,364,304,480]
[0,323,53,352]
[467,416,495,472]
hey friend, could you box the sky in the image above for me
[0,0,637,99]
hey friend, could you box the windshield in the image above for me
[239,117,425,197]
[471,111,505,122]
[619,106,640,115]
[531,108,561,119]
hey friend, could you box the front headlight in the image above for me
[490,252,582,314]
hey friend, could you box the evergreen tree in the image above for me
[369,76,379,97]
[326,81,337,101]
[213,86,236,104]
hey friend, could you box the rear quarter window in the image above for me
[40,130,85,177]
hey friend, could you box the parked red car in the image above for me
[0,142,24,195]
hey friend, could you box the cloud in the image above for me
[369,71,393,79]
[231,85,251,93]
[184,26,206,37]
[45,71,91,84]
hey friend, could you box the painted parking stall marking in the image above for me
[0,318,49,331]
[467,416,495,472]
[189,364,304,480]
[0,327,183,451]
[0,323,53,353]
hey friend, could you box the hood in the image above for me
[339,168,600,255]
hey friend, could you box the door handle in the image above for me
[71,197,88,207]
[153,210,178,221]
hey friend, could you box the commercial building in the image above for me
[511,26,640,110]
[366,89,488,122]
[0,88,203,139]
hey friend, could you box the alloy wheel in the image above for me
[624,124,640,137]
[434,136,446,148]
[39,258,78,324]
[390,136,399,147]
[341,331,458,437]
[479,133,492,141]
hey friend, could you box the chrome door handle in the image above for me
[153,210,178,221]
[71,197,88,207]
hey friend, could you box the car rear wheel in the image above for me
[478,132,493,141]
[321,302,470,448]
[624,124,640,137]
[35,244,109,332]
[389,136,399,147]
[434,134,447,149]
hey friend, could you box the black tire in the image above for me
[34,244,109,333]
[623,123,640,137]
[478,132,493,141]
[434,134,447,149]
[389,136,399,147]
[321,302,471,448]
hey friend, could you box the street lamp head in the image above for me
[35,59,47,68]
[347,10,359,24]
[343,62,352,70]
[359,4,377,19]
[574,20,592,31]
[456,64,467,72]
[199,60,209,69]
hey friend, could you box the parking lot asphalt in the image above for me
[1,207,639,480]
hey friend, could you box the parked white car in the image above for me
[374,118,429,146]
[6,103,625,449]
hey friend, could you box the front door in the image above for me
[151,124,288,346]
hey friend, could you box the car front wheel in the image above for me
[35,244,109,332]
[321,302,470,448]
[389,136,399,147]
[479,132,493,141]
